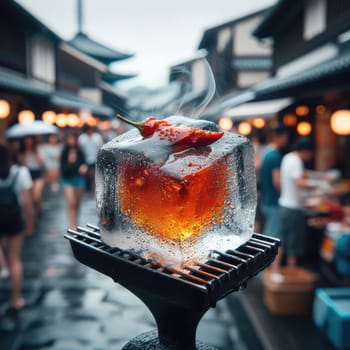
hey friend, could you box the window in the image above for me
[29,35,55,84]
[304,0,327,41]
[217,28,231,53]
[233,15,271,56]
[191,60,207,92]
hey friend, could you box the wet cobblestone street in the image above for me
[0,190,246,350]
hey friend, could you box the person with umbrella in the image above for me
[7,120,59,213]
[19,136,45,214]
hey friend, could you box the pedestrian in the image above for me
[279,137,315,268]
[61,132,88,229]
[42,134,62,193]
[250,128,267,232]
[78,125,103,194]
[19,136,45,213]
[0,142,34,310]
[260,125,289,270]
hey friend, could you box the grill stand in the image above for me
[65,224,280,350]
[122,286,211,350]
[122,291,211,349]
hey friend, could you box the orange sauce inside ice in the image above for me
[119,158,227,240]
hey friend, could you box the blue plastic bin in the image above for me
[313,288,350,349]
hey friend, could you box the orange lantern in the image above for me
[252,118,266,128]
[78,119,85,128]
[283,113,297,126]
[0,99,10,119]
[218,117,233,131]
[18,110,35,124]
[316,105,326,114]
[99,121,112,130]
[67,113,80,128]
[330,110,350,135]
[295,105,309,116]
[237,122,252,135]
[297,121,312,136]
[56,113,67,128]
[87,116,98,127]
[42,111,56,124]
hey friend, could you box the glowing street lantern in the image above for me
[295,105,309,116]
[42,111,56,124]
[0,99,10,119]
[67,113,80,128]
[87,116,98,127]
[218,117,233,131]
[56,113,67,128]
[316,105,326,114]
[297,121,312,136]
[252,118,265,128]
[18,110,35,124]
[99,121,111,130]
[78,119,84,128]
[237,122,252,135]
[283,113,297,126]
[330,110,350,135]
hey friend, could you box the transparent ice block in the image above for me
[96,116,257,264]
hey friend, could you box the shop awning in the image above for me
[223,97,293,120]
[202,90,256,121]
[253,49,350,99]
[50,92,114,119]
[0,67,53,97]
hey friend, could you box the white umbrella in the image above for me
[7,120,58,138]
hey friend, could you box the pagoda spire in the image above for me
[77,0,83,33]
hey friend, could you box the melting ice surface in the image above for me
[96,116,257,265]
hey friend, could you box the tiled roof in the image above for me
[69,32,132,65]
[253,48,350,97]
[102,70,136,83]
[0,67,53,97]
[50,91,114,118]
[203,48,350,119]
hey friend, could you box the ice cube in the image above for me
[96,116,257,264]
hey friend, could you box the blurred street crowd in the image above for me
[251,125,350,280]
[0,126,112,311]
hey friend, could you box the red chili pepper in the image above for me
[116,114,224,147]
[157,124,223,147]
[142,117,171,137]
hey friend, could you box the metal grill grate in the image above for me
[65,224,280,309]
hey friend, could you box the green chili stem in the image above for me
[116,114,144,133]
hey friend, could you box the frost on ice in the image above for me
[96,116,257,264]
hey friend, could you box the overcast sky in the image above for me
[17,0,275,90]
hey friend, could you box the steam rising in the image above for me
[191,60,216,119]
[171,58,216,119]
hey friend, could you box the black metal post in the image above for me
[121,285,215,350]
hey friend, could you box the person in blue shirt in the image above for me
[260,125,289,269]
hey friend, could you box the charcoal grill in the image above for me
[65,224,280,349]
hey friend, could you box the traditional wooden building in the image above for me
[0,0,59,137]
[0,0,133,136]
[198,8,272,97]
[253,0,350,176]
[207,0,350,176]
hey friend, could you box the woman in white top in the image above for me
[42,134,61,193]
[0,142,34,310]
[19,136,45,212]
